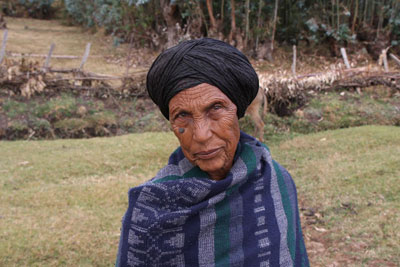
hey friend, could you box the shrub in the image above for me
[119,116,135,131]
[6,120,30,139]
[54,118,89,138]
[63,0,153,42]
[2,0,56,19]
[86,111,117,136]
[2,100,28,119]
[46,94,77,121]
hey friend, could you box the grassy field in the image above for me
[0,125,399,266]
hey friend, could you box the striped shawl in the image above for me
[116,131,309,266]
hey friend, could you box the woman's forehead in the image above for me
[169,84,232,111]
[173,84,227,100]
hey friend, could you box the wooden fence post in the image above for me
[389,53,400,67]
[0,29,8,64]
[79,43,91,70]
[292,45,297,76]
[43,43,55,71]
[382,49,389,72]
[340,47,351,69]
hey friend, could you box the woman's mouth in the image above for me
[195,148,221,160]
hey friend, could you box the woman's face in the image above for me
[169,83,240,180]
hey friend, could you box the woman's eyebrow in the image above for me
[205,99,225,110]
[169,105,183,115]
[170,106,190,117]
[170,98,226,116]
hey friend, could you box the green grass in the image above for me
[0,132,179,266]
[272,126,400,266]
[0,126,399,266]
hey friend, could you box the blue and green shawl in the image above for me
[116,131,309,266]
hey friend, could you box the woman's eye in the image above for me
[212,104,222,110]
[177,112,187,118]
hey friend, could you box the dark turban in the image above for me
[146,38,259,120]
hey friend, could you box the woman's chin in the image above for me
[196,158,230,180]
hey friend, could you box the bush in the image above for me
[43,94,77,121]
[63,0,153,42]
[6,120,30,139]
[2,0,56,19]
[2,99,28,118]
[86,111,117,136]
[30,118,53,138]
[54,118,89,138]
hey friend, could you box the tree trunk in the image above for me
[363,0,368,25]
[221,0,225,21]
[206,0,217,33]
[351,0,358,34]
[270,0,279,56]
[186,2,204,39]
[376,3,384,39]
[229,0,236,43]
[244,0,250,49]
[336,0,340,32]
[160,0,180,49]
[370,0,375,26]
[331,0,335,29]
[255,0,263,51]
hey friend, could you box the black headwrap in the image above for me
[146,38,259,120]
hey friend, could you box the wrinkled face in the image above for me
[169,83,240,180]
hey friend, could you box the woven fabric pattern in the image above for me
[116,132,309,267]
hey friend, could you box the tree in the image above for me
[206,0,217,34]
[160,0,181,48]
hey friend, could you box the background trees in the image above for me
[1,0,399,58]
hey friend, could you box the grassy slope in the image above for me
[273,125,400,266]
[0,126,399,266]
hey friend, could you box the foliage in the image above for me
[389,9,400,46]
[63,0,123,33]
[2,99,28,118]
[305,18,356,44]
[1,0,55,19]
[63,0,154,41]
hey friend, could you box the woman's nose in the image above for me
[192,118,212,143]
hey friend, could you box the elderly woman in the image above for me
[116,38,309,266]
